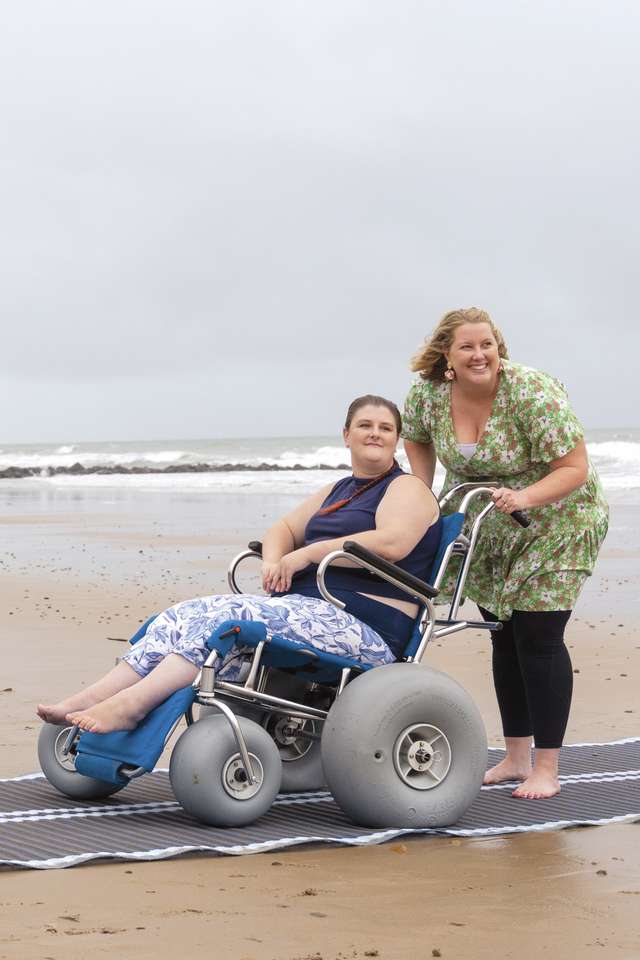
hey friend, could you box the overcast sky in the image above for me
[0,0,637,443]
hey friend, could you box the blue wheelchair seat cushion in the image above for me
[75,685,196,785]
[209,619,374,683]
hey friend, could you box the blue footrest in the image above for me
[75,685,196,785]
[73,616,375,786]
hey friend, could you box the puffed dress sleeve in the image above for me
[401,378,433,444]
[512,368,585,462]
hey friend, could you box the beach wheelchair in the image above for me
[38,485,528,829]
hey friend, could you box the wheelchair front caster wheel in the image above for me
[321,663,487,828]
[37,723,125,800]
[170,715,282,826]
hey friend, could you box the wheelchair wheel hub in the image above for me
[54,727,79,773]
[269,716,316,761]
[393,723,452,790]
[222,753,264,800]
[274,717,303,745]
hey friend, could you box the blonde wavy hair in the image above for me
[411,307,509,381]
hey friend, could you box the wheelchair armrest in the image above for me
[227,542,263,594]
[342,541,438,600]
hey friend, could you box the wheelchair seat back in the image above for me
[399,511,464,660]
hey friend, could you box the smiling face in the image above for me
[343,403,399,476]
[446,321,501,391]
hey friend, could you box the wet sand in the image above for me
[1,490,639,958]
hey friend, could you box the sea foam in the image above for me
[0,436,637,497]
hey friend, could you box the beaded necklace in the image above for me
[316,459,400,516]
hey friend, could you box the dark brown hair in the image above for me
[344,395,402,434]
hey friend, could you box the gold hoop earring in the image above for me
[444,362,456,381]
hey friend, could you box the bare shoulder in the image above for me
[316,479,340,498]
[385,474,440,514]
[283,479,337,524]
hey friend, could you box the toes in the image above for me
[512,786,559,800]
[67,712,100,733]
[512,785,535,799]
[66,713,88,730]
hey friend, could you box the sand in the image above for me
[0,492,639,958]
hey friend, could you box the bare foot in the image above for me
[512,770,560,799]
[37,692,99,725]
[483,757,532,786]
[66,689,145,735]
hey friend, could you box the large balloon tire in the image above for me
[280,741,325,793]
[37,722,125,801]
[198,672,328,792]
[321,663,487,828]
[259,671,328,793]
[170,715,282,827]
[198,705,325,792]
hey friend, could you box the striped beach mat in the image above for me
[1,737,639,870]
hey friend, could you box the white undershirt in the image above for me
[458,442,477,460]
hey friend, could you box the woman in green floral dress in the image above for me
[402,308,608,800]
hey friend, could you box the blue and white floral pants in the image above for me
[122,593,395,681]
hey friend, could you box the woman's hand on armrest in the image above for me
[262,547,313,593]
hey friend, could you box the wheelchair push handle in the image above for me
[445,483,530,528]
[486,501,530,528]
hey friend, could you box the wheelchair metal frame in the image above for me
[60,483,506,787]
[190,484,506,777]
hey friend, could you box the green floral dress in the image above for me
[401,360,609,620]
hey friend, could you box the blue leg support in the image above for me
[73,620,267,786]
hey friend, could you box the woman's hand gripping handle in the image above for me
[491,488,531,527]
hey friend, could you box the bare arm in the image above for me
[261,482,335,563]
[493,441,589,514]
[264,475,439,593]
[403,439,437,488]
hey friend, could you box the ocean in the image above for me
[0,429,638,503]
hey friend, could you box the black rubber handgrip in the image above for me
[248,540,263,555]
[511,510,530,528]
[342,540,438,600]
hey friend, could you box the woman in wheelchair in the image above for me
[37,394,441,737]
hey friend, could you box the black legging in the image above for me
[479,607,573,749]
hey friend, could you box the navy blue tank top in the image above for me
[289,464,442,603]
